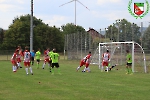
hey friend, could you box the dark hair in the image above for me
[107,49,109,52]
[89,51,91,54]
[126,50,129,53]
[25,46,29,50]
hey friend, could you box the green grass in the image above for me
[0,60,150,100]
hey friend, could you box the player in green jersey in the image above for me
[35,48,41,69]
[50,48,60,75]
[126,50,132,74]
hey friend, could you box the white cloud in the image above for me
[15,0,25,4]
[0,0,6,3]
[47,15,69,27]
[35,14,70,28]
[0,4,16,12]
[97,0,122,5]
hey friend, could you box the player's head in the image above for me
[106,49,109,53]
[18,45,21,49]
[53,48,56,53]
[25,46,29,51]
[15,49,19,53]
[126,50,129,53]
[38,48,40,51]
[47,48,50,50]
[89,51,91,54]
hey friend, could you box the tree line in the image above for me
[0,14,150,52]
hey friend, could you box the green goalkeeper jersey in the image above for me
[50,53,59,63]
[48,51,53,57]
[35,51,41,60]
[126,53,132,63]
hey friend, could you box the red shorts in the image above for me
[24,62,30,67]
[85,63,89,68]
[80,60,86,67]
[102,62,109,66]
[17,58,21,62]
[44,58,50,63]
[11,60,17,65]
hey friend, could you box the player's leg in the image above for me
[101,62,104,72]
[36,59,40,69]
[24,62,29,75]
[83,63,90,72]
[12,61,17,72]
[126,63,129,74]
[56,63,61,74]
[42,59,47,69]
[17,58,22,68]
[51,63,55,75]
[105,62,109,72]
[77,60,84,71]
[31,57,34,65]
[49,60,52,72]
[28,62,33,75]
[128,63,132,74]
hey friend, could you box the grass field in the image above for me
[0,60,150,100]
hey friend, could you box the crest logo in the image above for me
[128,0,149,19]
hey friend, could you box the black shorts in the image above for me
[51,63,59,68]
[127,63,132,66]
[37,59,40,62]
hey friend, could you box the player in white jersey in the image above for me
[102,50,110,72]
[23,46,33,75]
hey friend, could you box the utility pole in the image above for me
[30,0,33,52]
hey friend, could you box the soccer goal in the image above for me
[91,41,147,73]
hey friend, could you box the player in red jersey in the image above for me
[76,51,92,72]
[11,49,19,72]
[101,49,110,72]
[42,48,50,69]
[23,46,33,75]
[16,46,23,68]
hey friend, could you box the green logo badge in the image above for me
[128,0,149,19]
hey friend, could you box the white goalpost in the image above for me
[91,41,147,73]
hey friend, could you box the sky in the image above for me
[0,0,150,31]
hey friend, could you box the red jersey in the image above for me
[82,54,91,63]
[44,50,49,59]
[23,50,31,62]
[85,54,91,64]
[16,49,23,58]
[11,53,17,61]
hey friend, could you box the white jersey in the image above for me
[102,53,110,62]
[24,51,31,62]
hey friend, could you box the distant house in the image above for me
[87,28,104,38]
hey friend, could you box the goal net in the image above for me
[91,42,147,73]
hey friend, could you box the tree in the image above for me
[142,25,150,49]
[2,14,64,52]
[61,23,86,34]
[105,19,141,44]
[0,28,4,45]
